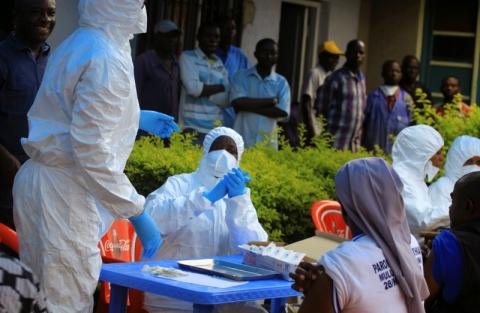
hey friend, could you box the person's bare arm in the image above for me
[200,84,225,97]
[233,97,287,118]
[232,97,277,111]
[424,250,441,305]
[0,144,20,190]
[299,271,335,313]
[249,106,288,118]
[301,94,316,138]
[291,262,335,313]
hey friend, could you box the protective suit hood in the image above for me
[78,0,147,45]
[392,125,444,180]
[427,135,480,228]
[444,135,480,181]
[196,127,245,187]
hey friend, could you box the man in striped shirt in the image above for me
[179,22,230,144]
[316,39,367,152]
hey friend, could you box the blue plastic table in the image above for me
[100,255,300,313]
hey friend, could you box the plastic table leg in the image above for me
[109,284,128,313]
[270,298,286,313]
[193,304,215,313]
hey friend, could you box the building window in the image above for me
[421,0,480,104]
[136,0,244,55]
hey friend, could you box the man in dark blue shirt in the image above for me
[0,0,56,228]
[424,171,480,313]
[215,16,251,128]
[134,20,181,121]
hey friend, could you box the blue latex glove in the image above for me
[139,110,180,138]
[129,210,162,258]
[202,178,228,204]
[225,168,252,198]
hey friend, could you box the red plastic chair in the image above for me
[0,223,19,254]
[0,221,146,312]
[96,219,146,313]
[310,200,352,239]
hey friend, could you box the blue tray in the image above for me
[177,259,281,281]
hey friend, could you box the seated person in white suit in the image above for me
[143,126,268,313]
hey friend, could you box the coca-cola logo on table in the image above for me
[103,239,130,252]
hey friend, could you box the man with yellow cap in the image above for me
[301,40,342,143]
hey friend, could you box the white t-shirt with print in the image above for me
[318,234,423,313]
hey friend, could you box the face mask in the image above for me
[132,6,147,35]
[379,85,398,97]
[460,165,480,178]
[206,150,237,178]
[425,160,440,182]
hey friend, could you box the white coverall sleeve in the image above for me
[224,188,268,252]
[144,176,215,237]
[402,185,436,234]
[426,179,452,228]
[70,56,144,218]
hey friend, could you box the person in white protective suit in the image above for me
[143,127,269,313]
[392,125,444,235]
[428,135,480,228]
[12,1,178,312]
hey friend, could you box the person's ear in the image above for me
[465,199,475,214]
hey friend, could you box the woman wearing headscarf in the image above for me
[428,136,480,228]
[392,125,444,235]
[291,158,429,313]
[143,127,268,313]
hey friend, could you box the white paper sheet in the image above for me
[171,272,248,288]
[146,270,248,288]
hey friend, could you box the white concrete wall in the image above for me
[327,0,362,53]
[49,0,78,49]
[364,0,422,90]
[241,0,282,62]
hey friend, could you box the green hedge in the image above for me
[125,134,371,243]
[412,91,480,148]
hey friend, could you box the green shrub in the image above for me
[412,90,480,149]
[126,133,371,243]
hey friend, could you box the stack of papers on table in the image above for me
[142,265,247,288]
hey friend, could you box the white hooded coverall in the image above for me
[392,125,444,235]
[12,1,147,312]
[143,127,268,313]
[428,135,480,227]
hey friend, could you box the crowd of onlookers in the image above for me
[302,41,471,154]
[135,18,290,148]
[134,18,472,155]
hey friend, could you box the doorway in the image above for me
[276,0,321,103]
[0,0,14,41]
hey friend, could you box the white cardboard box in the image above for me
[242,249,298,280]
[284,230,345,260]
[243,231,345,280]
